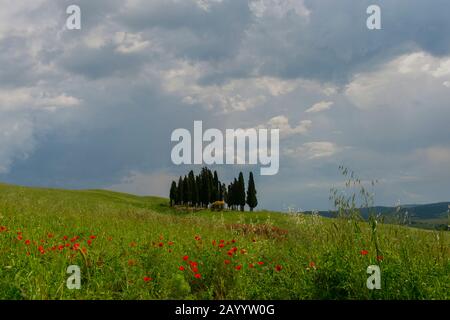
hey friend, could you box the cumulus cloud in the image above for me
[305,101,333,113]
[285,141,342,159]
[263,115,311,138]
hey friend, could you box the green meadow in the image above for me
[0,183,448,300]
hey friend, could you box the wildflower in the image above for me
[224,259,231,265]
[183,255,189,261]
[89,235,96,239]
[219,243,225,248]
[235,265,242,271]
[360,250,369,256]
[219,239,225,243]
[212,240,216,246]
[73,243,80,250]
[158,242,164,247]
[249,263,254,268]
[192,266,199,273]
[143,277,152,282]
[63,236,68,241]
[231,239,236,243]
[377,255,384,262]
[48,233,54,239]
[81,247,87,254]
[275,265,282,272]
[17,235,23,241]
[58,245,64,251]
[25,239,31,245]
[87,240,92,246]
[179,266,185,271]
[227,251,233,256]
[70,236,79,243]
[257,261,264,266]
[194,274,201,279]
[168,241,174,246]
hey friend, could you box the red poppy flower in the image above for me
[257,261,264,266]
[143,277,152,282]
[231,239,236,243]
[89,235,96,239]
[224,259,231,265]
[227,251,233,256]
[58,245,64,251]
[63,236,68,241]
[73,243,80,250]
[168,241,174,246]
[195,235,201,241]
[179,266,185,271]
[192,266,199,273]
[81,247,87,254]
[235,265,242,271]
[25,240,31,245]
[360,250,369,256]
[65,243,70,247]
[219,243,225,248]
[183,255,189,261]
[219,239,225,243]
[194,274,201,279]
[17,235,23,241]
[48,233,54,238]
[87,240,92,246]
[158,242,164,247]
[275,265,282,272]
[249,263,254,268]
[377,255,384,261]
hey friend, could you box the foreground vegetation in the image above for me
[0,183,448,300]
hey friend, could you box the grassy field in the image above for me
[0,183,448,300]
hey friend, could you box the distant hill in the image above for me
[305,202,449,230]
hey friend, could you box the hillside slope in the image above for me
[0,183,448,300]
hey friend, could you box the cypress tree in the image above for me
[246,172,257,211]
[238,172,246,211]
[170,181,177,207]
[183,176,189,205]
[177,176,183,205]
[188,170,195,206]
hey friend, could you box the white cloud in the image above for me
[285,141,342,159]
[263,115,311,138]
[162,62,304,112]
[345,51,450,110]
[305,101,333,113]
[249,0,310,18]
[114,32,151,54]
[0,88,80,111]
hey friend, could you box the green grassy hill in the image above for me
[0,183,448,300]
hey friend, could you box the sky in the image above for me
[1,0,450,211]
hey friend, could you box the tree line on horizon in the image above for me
[169,167,258,211]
